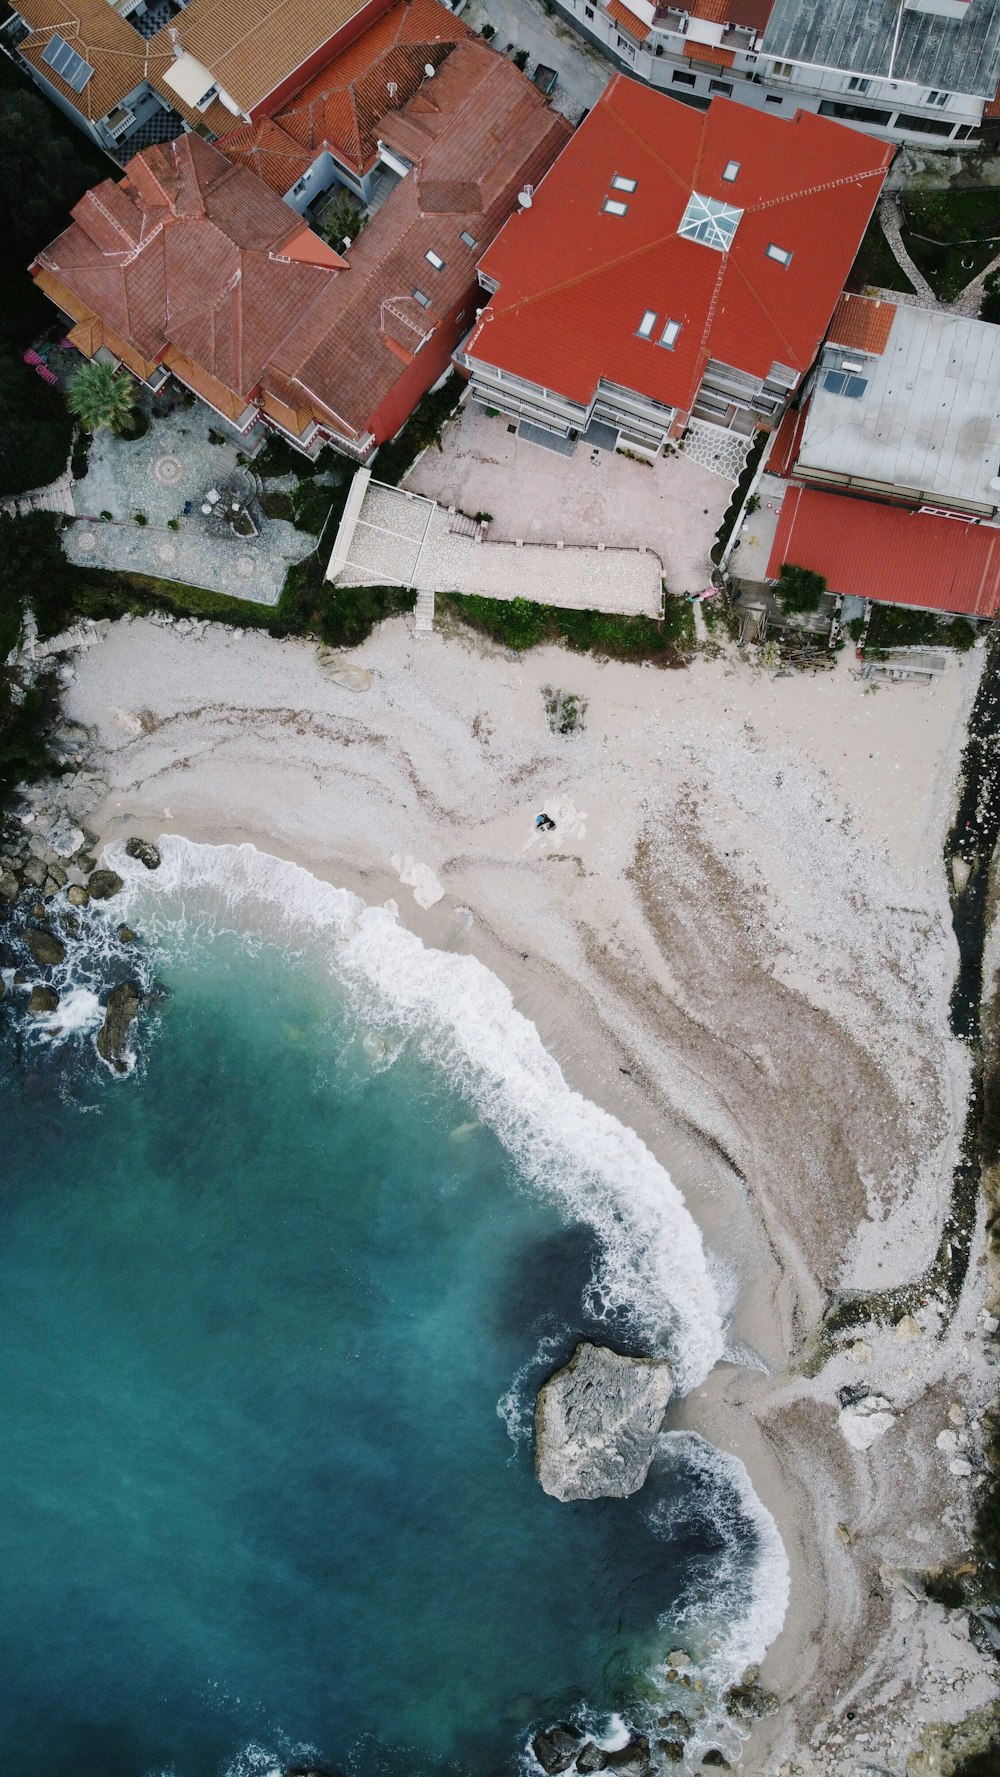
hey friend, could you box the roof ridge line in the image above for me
[746,164,890,213]
[495,228,696,318]
[721,249,803,368]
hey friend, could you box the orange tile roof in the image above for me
[606,0,650,44]
[15,0,174,123]
[690,0,729,22]
[766,400,808,479]
[767,486,1000,618]
[692,0,774,26]
[985,81,1000,119]
[826,292,896,356]
[685,41,736,66]
[156,0,381,115]
[268,0,469,176]
[469,78,893,417]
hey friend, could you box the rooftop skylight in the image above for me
[603,198,629,216]
[612,175,637,192]
[678,191,742,253]
[722,160,741,183]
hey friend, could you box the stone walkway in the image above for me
[68,405,320,605]
[1,466,76,519]
[878,194,1000,319]
[679,419,751,481]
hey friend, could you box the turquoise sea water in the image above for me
[0,842,787,1777]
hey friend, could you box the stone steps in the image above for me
[414,588,436,634]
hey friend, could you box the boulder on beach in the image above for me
[66,885,90,907]
[88,868,124,901]
[531,1726,584,1774]
[27,984,59,1014]
[535,1342,673,1502]
[97,979,142,1071]
[125,837,161,871]
[24,926,66,967]
[605,1735,653,1776]
[0,869,20,904]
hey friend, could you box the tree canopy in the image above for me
[776,562,827,615]
[67,361,139,436]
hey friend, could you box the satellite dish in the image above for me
[424,62,435,76]
[517,188,533,209]
[387,80,398,98]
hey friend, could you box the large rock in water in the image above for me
[24,926,66,967]
[535,1342,673,1502]
[125,836,160,870]
[88,868,124,901]
[97,979,142,1071]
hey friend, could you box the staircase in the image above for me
[448,510,480,539]
[414,588,436,635]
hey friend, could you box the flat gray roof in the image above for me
[762,0,1000,100]
[797,304,1000,510]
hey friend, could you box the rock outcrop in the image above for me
[27,984,59,1014]
[97,979,142,1071]
[532,1726,584,1774]
[24,926,66,967]
[125,837,160,870]
[535,1342,673,1502]
[88,868,124,901]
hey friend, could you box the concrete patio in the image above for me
[67,404,322,605]
[403,399,730,596]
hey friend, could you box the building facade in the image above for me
[551,0,1000,148]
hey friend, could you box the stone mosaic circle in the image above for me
[153,453,186,486]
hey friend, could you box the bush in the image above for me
[134,512,148,526]
[315,584,415,648]
[711,429,767,564]
[261,489,295,522]
[323,187,366,248]
[167,517,180,531]
[480,21,496,38]
[865,603,979,652]
[775,562,827,614]
[512,48,529,69]
[441,594,695,663]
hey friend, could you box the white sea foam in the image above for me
[35,986,102,1040]
[497,1327,569,1450]
[648,1430,790,1693]
[107,836,726,1392]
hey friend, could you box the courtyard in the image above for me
[403,400,732,597]
[67,401,333,606]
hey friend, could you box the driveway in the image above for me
[404,400,729,595]
[463,0,612,121]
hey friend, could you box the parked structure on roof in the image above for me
[551,0,1000,148]
[1,0,407,161]
[29,38,571,461]
[456,77,891,459]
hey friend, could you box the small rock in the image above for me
[0,869,19,903]
[848,1339,873,1364]
[21,857,46,889]
[948,1403,967,1427]
[937,1430,959,1455]
[949,1458,973,1477]
[659,1714,690,1737]
[839,1395,896,1451]
[125,837,160,870]
[96,979,142,1072]
[667,1651,692,1669]
[725,1683,779,1721]
[576,1745,608,1773]
[531,1726,584,1774]
[66,885,89,907]
[24,927,66,967]
[117,925,138,943]
[836,1522,856,1546]
[701,1755,730,1770]
[27,983,59,1014]
[88,868,124,901]
[658,1745,684,1766]
[894,1313,922,1342]
[47,862,68,886]
[605,1735,652,1777]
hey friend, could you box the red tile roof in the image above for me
[767,486,1000,618]
[256,0,471,178]
[685,41,736,66]
[33,43,569,448]
[985,80,1000,119]
[766,400,808,479]
[468,77,893,416]
[826,291,896,355]
[219,116,315,198]
[607,0,651,43]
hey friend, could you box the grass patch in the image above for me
[865,602,978,653]
[845,212,916,295]
[372,374,465,486]
[711,430,768,566]
[439,592,694,663]
[900,189,1000,302]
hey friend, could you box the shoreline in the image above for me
[40,611,1000,1769]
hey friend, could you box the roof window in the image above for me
[603,198,629,216]
[612,175,637,192]
[660,319,681,350]
[412,288,431,308]
[678,191,742,252]
[42,32,93,92]
[636,310,657,340]
[425,249,445,270]
[766,242,793,266]
[459,230,478,249]
[722,160,740,182]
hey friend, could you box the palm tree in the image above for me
[66,360,139,436]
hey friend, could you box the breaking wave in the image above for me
[107,836,725,1392]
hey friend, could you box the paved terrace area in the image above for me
[327,473,664,614]
[68,405,319,606]
[403,400,730,596]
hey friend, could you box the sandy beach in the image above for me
[58,611,999,1773]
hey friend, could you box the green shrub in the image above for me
[512,48,529,69]
[711,430,767,564]
[167,517,180,531]
[441,594,694,662]
[775,562,827,613]
[134,512,147,526]
[261,489,295,522]
[865,603,979,652]
[315,584,415,648]
[100,509,114,521]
